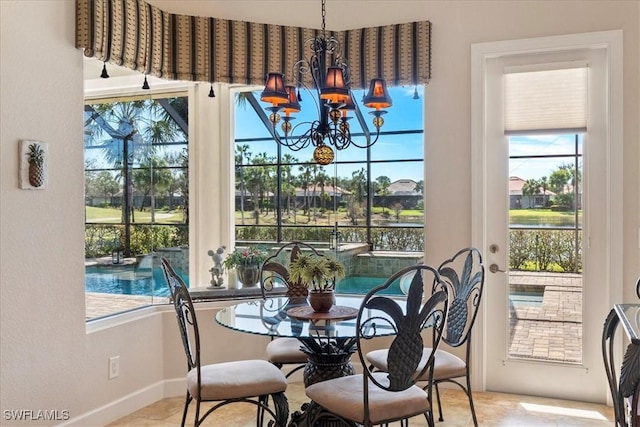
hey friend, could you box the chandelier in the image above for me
[259,0,393,165]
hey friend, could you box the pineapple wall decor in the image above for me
[19,140,48,189]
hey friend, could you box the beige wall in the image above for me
[1,0,638,425]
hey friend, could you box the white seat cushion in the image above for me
[366,348,466,381]
[305,372,430,424]
[187,359,287,400]
[266,337,308,364]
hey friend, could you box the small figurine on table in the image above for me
[207,246,226,288]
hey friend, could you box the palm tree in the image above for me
[235,144,251,225]
[348,168,367,225]
[310,163,319,221]
[375,175,391,213]
[163,152,182,211]
[132,155,172,222]
[414,180,424,195]
[522,178,542,208]
[316,169,329,212]
[84,99,184,255]
[281,154,298,217]
[298,164,312,219]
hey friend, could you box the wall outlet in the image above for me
[108,356,120,379]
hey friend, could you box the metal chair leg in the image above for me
[466,374,478,427]
[434,382,444,421]
[194,398,201,427]
[180,392,191,427]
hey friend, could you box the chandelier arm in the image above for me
[328,129,351,151]
[279,121,318,151]
[344,127,382,149]
[291,58,322,117]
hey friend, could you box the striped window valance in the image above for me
[76,0,431,89]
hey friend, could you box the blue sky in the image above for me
[235,85,583,184]
[234,85,425,183]
[509,134,582,181]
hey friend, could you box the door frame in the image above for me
[470,30,623,396]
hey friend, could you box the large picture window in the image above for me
[84,93,189,318]
[233,86,424,251]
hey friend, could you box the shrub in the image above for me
[509,229,582,273]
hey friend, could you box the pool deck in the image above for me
[86,270,583,363]
[508,271,582,363]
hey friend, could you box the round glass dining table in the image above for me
[215,294,400,385]
[216,294,406,427]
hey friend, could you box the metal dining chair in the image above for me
[366,247,485,426]
[160,258,289,426]
[304,264,450,426]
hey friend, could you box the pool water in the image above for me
[509,286,544,306]
[85,265,188,297]
[85,268,399,298]
[335,276,403,295]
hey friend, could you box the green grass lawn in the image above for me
[88,205,578,227]
[86,206,184,223]
[232,207,425,226]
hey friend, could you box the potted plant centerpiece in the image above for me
[223,246,268,288]
[289,253,345,312]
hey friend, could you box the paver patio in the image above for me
[509,271,582,363]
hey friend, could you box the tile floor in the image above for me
[108,381,615,426]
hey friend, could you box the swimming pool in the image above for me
[85,265,188,297]
[335,276,403,295]
[85,266,400,298]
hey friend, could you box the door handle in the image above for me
[489,263,506,274]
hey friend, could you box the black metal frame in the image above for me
[601,277,640,427]
[234,115,424,249]
[84,97,189,258]
[429,247,485,426]
[160,258,289,426]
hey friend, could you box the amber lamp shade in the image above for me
[363,78,392,110]
[320,67,349,104]
[281,85,301,116]
[261,73,288,106]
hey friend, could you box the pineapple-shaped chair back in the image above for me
[436,247,485,347]
[356,265,449,396]
[27,143,45,188]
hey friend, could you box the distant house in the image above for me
[388,179,420,196]
[380,179,422,209]
[509,176,554,209]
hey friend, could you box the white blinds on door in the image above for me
[504,65,587,135]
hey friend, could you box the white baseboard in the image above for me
[58,378,186,427]
[58,366,356,427]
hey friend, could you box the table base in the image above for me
[303,353,355,387]
[292,338,358,426]
[289,401,356,427]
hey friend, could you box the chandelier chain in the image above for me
[321,0,326,35]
